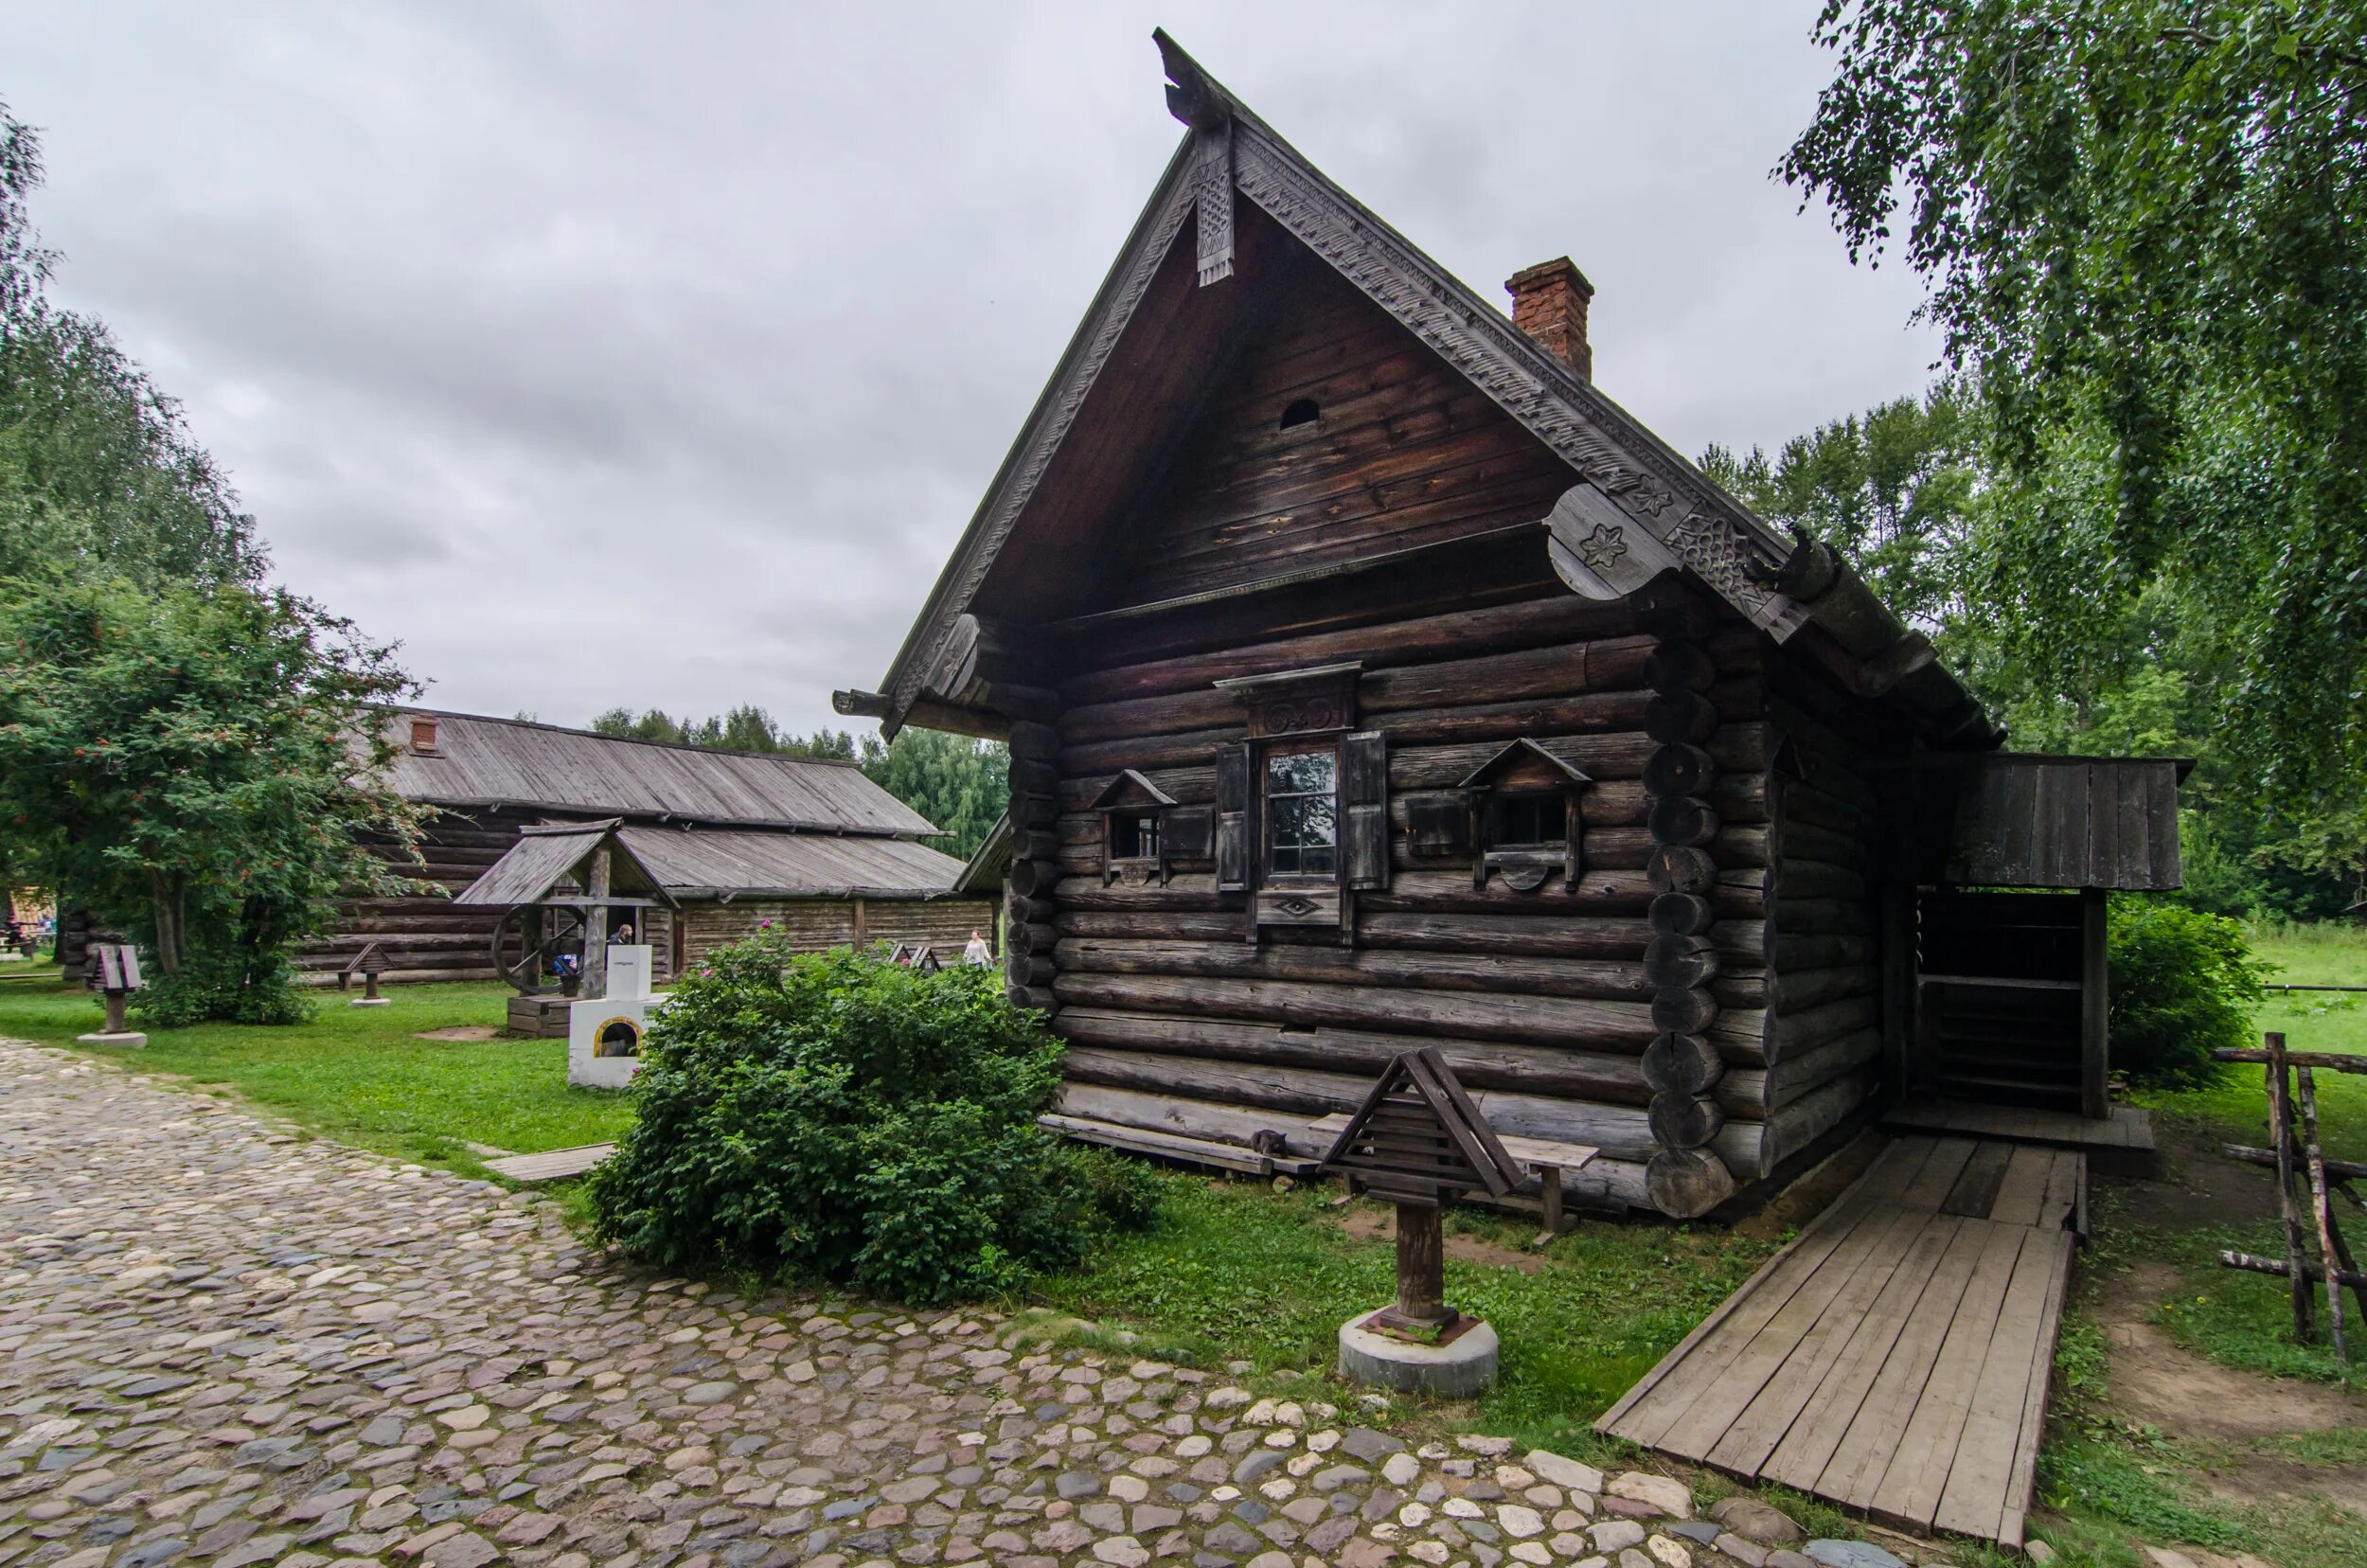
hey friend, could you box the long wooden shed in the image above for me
[307,708,991,986]
[837,37,2182,1218]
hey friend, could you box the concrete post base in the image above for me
[347,997,391,1007]
[76,1031,148,1049]
[1337,1310,1499,1399]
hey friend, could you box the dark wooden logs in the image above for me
[1645,641,1716,694]
[1009,922,1059,957]
[1645,690,1717,744]
[2223,1144,2367,1183]
[1643,1031,1724,1095]
[1006,895,1059,926]
[1652,988,1719,1035]
[1649,893,1717,936]
[1643,743,1715,796]
[1647,846,1717,895]
[1050,935,1649,1002]
[1050,970,1658,1050]
[1646,1146,1738,1219]
[1644,935,1719,989]
[1649,1092,1726,1149]
[1647,796,1720,846]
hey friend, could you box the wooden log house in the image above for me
[306,708,992,986]
[837,36,2184,1219]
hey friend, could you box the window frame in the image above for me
[1260,739,1343,886]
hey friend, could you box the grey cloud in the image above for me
[10,1,1941,734]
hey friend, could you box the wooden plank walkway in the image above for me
[482,1143,614,1183]
[1596,1136,2082,1547]
[1884,1096,2153,1150]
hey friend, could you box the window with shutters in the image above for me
[1208,664,1388,931]
[1089,768,1180,886]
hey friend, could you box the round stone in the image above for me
[1336,1313,1500,1399]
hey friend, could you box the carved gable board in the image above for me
[1322,1047,1524,1204]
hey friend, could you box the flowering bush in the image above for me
[584,937,1157,1304]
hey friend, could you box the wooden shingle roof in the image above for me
[377,709,937,837]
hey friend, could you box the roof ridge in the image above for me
[397,706,871,771]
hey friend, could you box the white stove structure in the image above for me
[568,945,662,1090]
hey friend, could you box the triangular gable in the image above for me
[840,33,1997,752]
[1457,739,1594,793]
[1321,1047,1524,1201]
[1088,769,1180,811]
[454,823,674,908]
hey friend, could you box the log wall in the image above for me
[299,807,542,986]
[681,896,998,971]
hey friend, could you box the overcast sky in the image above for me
[9,2,1942,737]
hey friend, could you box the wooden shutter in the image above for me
[1343,731,1389,891]
[1215,742,1253,892]
[1161,804,1216,864]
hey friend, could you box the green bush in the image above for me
[583,938,1156,1304]
[2108,901,2267,1086]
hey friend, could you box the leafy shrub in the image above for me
[130,939,313,1027]
[584,938,1156,1304]
[2108,901,2266,1086]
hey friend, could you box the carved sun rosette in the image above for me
[1574,522,1628,571]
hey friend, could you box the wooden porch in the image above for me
[1596,1135,2083,1547]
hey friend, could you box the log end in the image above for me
[1646,1146,1738,1219]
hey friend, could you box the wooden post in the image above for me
[852,897,869,951]
[2296,1066,2355,1357]
[101,989,129,1035]
[2267,1033,2316,1342]
[363,969,381,1004]
[1392,1201,1451,1329]
[1533,1163,1564,1248]
[2078,886,2109,1120]
[583,847,612,1001]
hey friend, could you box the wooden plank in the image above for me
[1899,1137,1982,1209]
[1935,1228,2073,1541]
[1985,1145,2057,1228]
[1883,1097,2154,1151]
[1040,1113,1277,1176]
[1942,1142,2016,1219]
[1605,1173,1898,1448]
[1671,1198,1931,1467]
[1757,1213,1968,1492]
[1706,1204,1942,1477]
[482,1144,614,1184]
[1868,1220,2031,1526]
[1595,1146,1920,1437]
[1802,1218,1993,1507]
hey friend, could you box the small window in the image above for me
[1279,397,1320,431]
[1111,811,1161,861]
[1266,747,1339,878]
[1494,793,1567,849]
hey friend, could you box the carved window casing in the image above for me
[1091,769,1199,887]
[1209,664,1387,934]
[1415,738,1593,895]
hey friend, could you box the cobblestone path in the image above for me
[0,1042,1805,1568]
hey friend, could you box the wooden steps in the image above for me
[1597,1135,2082,1546]
[1885,1097,2153,1151]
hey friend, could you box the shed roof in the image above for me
[452,820,972,907]
[1917,755,2187,891]
[378,709,937,837]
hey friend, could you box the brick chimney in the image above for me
[410,714,439,755]
[1505,257,1594,381]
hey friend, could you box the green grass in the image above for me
[0,978,632,1179]
[1028,1170,1773,1458]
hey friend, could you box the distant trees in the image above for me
[1707,383,2358,919]
[589,705,1007,859]
[1780,0,2367,854]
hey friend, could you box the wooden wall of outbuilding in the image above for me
[678,897,998,971]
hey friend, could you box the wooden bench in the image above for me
[1303,1112,1599,1242]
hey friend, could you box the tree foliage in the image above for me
[584,941,1156,1304]
[1780,1,2367,829]
[0,573,424,1021]
[0,98,259,590]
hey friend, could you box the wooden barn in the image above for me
[837,37,2183,1221]
[305,708,992,987]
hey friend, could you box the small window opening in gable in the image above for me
[1492,792,1567,849]
[1111,811,1161,862]
[1279,397,1321,432]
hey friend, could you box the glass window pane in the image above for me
[1268,750,1336,794]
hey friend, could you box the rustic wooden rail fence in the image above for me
[2214,1033,2363,1357]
